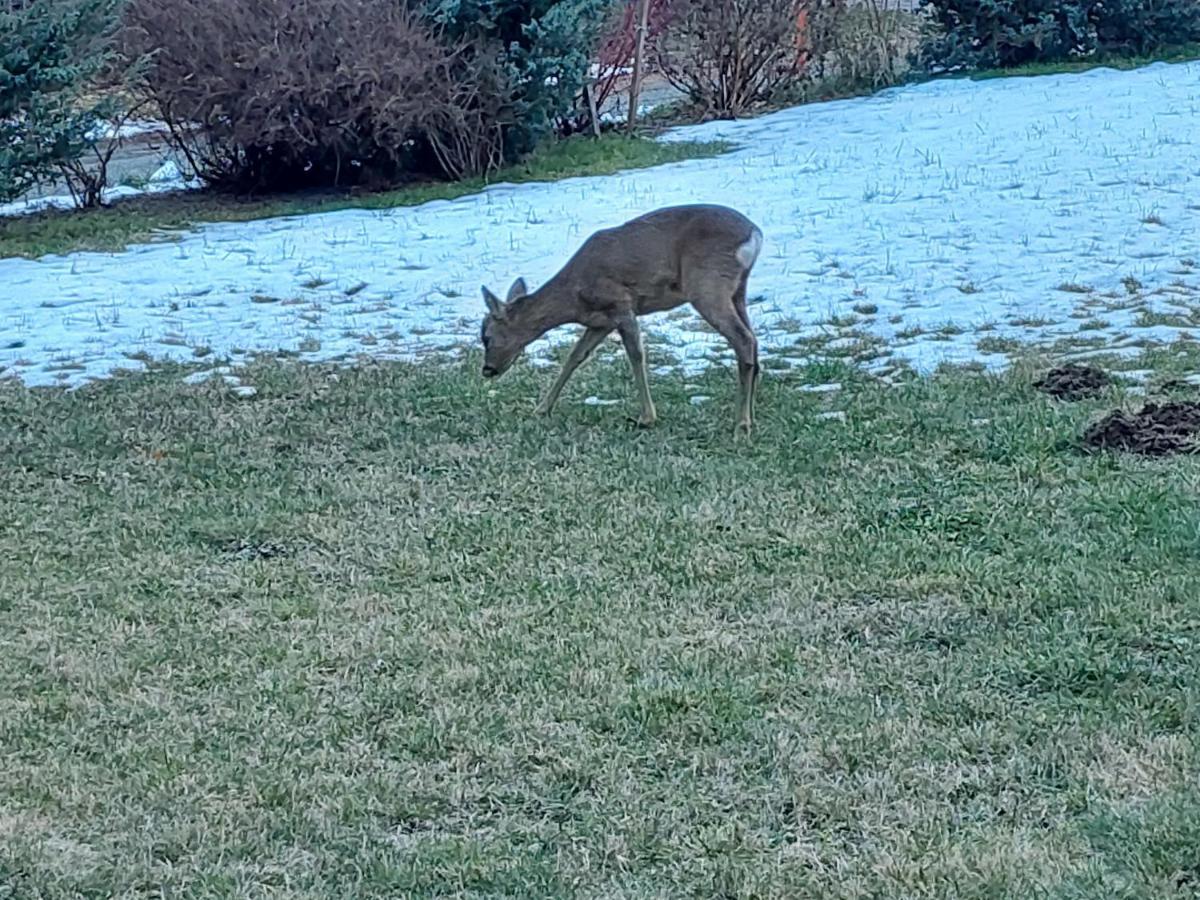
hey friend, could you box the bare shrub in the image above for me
[123,0,509,191]
[655,0,807,117]
[413,47,509,182]
[793,0,850,78]
[813,0,937,89]
[57,99,153,208]
[586,0,673,125]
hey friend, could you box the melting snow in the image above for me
[3,62,1200,388]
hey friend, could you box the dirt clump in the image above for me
[1035,364,1110,400]
[1083,401,1200,456]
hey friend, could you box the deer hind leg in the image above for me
[691,274,758,434]
[614,313,657,427]
[731,274,759,426]
[535,326,611,416]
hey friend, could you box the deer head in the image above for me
[479,277,529,378]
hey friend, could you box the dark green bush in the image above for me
[426,0,614,157]
[921,0,1200,70]
[0,0,121,203]
[1095,0,1200,56]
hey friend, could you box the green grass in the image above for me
[3,349,1200,898]
[1058,282,1094,295]
[1134,308,1200,329]
[0,134,729,260]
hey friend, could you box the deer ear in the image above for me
[506,277,528,303]
[482,286,506,319]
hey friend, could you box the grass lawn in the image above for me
[0,134,728,260]
[3,348,1200,898]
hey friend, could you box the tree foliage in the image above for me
[0,0,120,203]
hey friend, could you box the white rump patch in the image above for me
[735,230,763,270]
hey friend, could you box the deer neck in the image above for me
[509,286,581,346]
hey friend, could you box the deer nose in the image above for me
[482,365,498,378]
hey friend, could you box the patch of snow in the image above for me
[817,410,847,422]
[799,382,842,393]
[3,62,1200,387]
[85,118,169,142]
[583,396,621,406]
[588,64,634,78]
[688,394,711,405]
[149,160,184,184]
[182,367,239,386]
[598,103,654,125]
[0,163,202,219]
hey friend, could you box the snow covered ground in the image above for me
[3,61,1200,389]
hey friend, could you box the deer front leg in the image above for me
[535,326,611,416]
[615,314,657,427]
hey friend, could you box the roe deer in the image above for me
[479,204,764,432]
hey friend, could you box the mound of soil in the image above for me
[1035,364,1110,400]
[1083,401,1200,456]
